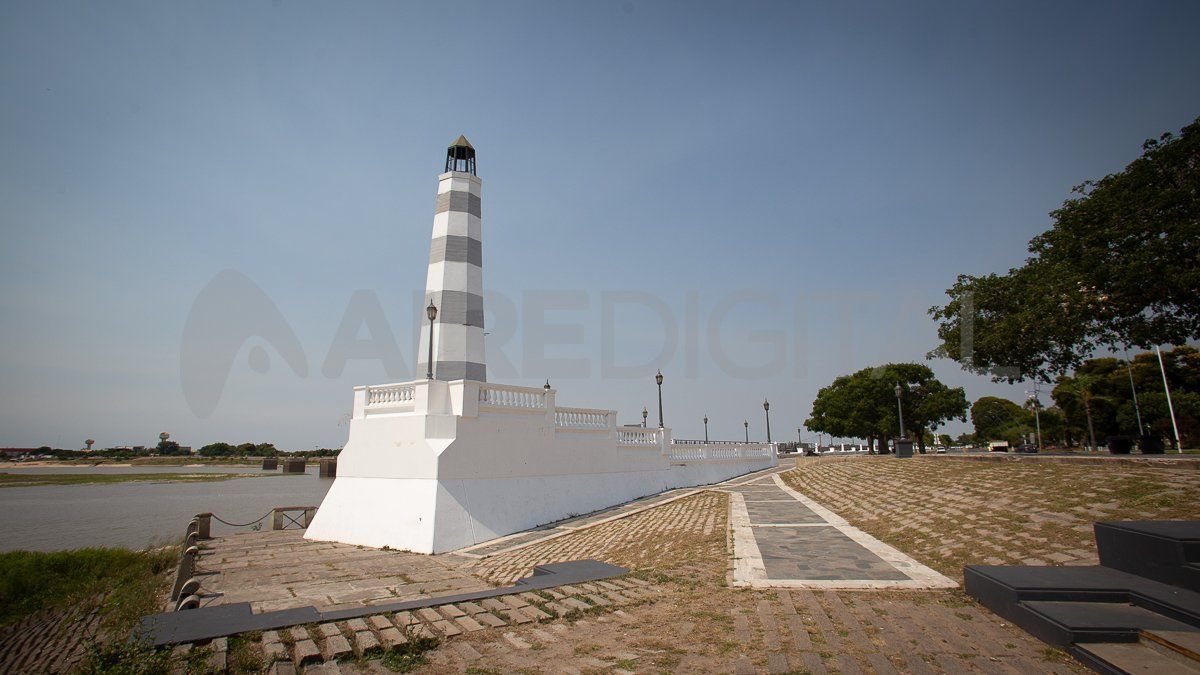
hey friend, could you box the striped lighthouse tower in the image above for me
[417,135,486,382]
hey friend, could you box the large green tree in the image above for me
[970,396,1027,442]
[930,117,1200,383]
[806,363,968,454]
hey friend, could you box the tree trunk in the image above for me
[916,427,927,453]
[866,436,875,454]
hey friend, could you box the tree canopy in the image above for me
[805,363,968,453]
[930,117,1200,382]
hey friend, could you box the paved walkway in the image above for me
[725,473,955,589]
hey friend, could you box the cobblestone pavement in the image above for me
[199,531,490,612]
[0,594,105,673]
[783,454,1200,580]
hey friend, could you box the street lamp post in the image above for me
[425,300,438,379]
[1026,384,1043,452]
[894,383,913,458]
[703,414,709,443]
[655,370,664,429]
[642,407,648,428]
[763,399,772,443]
[1124,348,1145,437]
[743,420,749,443]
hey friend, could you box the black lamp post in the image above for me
[425,300,438,379]
[642,406,648,427]
[703,414,709,443]
[743,420,749,443]
[655,370,664,429]
[894,383,906,439]
[544,379,551,391]
[763,399,772,443]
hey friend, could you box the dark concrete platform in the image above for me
[136,559,627,647]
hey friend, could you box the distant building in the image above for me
[1,448,39,459]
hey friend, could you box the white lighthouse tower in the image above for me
[417,136,486,383]
[304,137,776,555]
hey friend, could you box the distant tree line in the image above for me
[966,346,1197,449]
[197,442,279,457]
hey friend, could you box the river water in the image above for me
[0,466,333,552]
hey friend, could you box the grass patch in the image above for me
[0,472,272,488]
[0,546,177,627]
[380,635,439,672]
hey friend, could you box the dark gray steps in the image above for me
[1075,640,1200,675]
[1096,521,1200,593]
[1020,601,1196,644]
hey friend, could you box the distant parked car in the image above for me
[935,446,947,454]
[988,441,1010,452]
[1014,443,1038,454]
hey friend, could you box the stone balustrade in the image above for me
[477,383,547,410]
[553,407,613,430]
[364,383,415,409]
[617,427,661,446]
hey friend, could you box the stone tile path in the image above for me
[726,473,956,589]
[197,531,490,612]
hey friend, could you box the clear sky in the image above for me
[2,1,1198,450]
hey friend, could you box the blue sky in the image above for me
[2,1,1198,449]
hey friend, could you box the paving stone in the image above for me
[585,593,611,607]
[411,622,437,640]
[500,595,529,610]
[502,608,534,625]
[524,604,553,621]
[318,623,342,639]
[262,631,282,645]
[431,619,463,637]
[321,634,352,661]
[352,630,381,656]
[453,615,486,632]
[267,661,296,675]
[392,612,416,627]
[367,615,392,631]
[475,612,507,628]
[519,592,546,605]
[291,640,321,665]
[304,664,341,674]
[544,601,570,617]
[415,608,442,623]
[561,597,592,611]
[344,618,368,632]
[479,598,508,612]
[455,602,486,615]
[263,641,288,663]
[437,604,466,619]
[377,627,405,650]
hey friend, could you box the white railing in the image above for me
[554,407,612,430]
[668,443,775,461]
[477,383,547,410]
[617,428,660,446]
[365,383,415,408]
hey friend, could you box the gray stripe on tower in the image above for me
[435,192,481,217]
[431,290,484,327]
[429,235,483,266]
[433,361,487,382]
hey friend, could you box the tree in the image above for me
[806,363,969,454]
[970,396,1027,442]
[156,440,184,456]
[930,117,1200,382]
[1053,374,1109,452]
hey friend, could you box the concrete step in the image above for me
[1145,630,1200,665]
[1074,641,1200,674]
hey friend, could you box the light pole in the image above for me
[894,383,906,439]
[425,300,438,379]
[642,407,648,428]
[743,420,749,443]
[655,370,664,429]
[1026,383,1043,452]
[763,399,772,443]
[1156,346,1183,453]
[703,414,709,443]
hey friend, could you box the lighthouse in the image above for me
[416,135,486,382]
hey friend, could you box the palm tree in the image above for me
[1055,374,1107,452]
